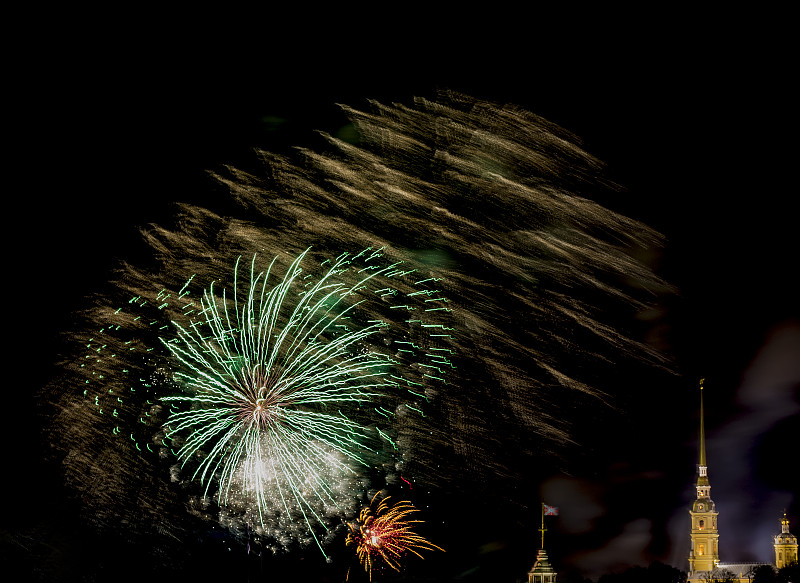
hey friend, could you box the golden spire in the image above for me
[696,379,710,490]
[699,379,706,468]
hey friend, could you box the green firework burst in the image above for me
[157,247,454,552]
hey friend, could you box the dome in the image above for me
[529,549,556,574]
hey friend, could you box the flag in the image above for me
[544,504,559,516]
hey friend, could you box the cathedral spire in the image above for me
[688,379,719,578]
[698,379,706,468]
[696,379,709,490]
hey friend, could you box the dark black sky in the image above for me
[9,14,799,582]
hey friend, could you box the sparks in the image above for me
[159,249,453,554]
[346,492,443,580]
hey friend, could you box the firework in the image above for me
[46,243,454,554]
[42,92,668,575]
[346,492,443,580]
[161,249,444,551]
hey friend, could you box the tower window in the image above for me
[699,520,705,530]
[699,544,705,556]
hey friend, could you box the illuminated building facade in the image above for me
[775,511,799,569]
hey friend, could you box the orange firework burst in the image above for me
[346,492,443,580]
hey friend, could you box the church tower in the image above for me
[774,511,798,569]
[688,381,720,576]
[528,504,558,583]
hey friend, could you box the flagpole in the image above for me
[540,502,546,549]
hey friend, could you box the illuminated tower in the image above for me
[528,504,558,583]
[688,381,719,576]
[774,511,798,568]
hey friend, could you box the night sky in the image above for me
[8,14,798,582]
